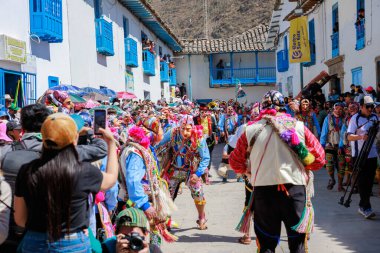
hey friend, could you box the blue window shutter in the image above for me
[24,73,37,105]
[332,4,338,30]
[357,0,364,11]
[284,36,288,51]
[94,0,101,18]
[351,67,363,85]
[48,76,59,88]
[0,70,4,108]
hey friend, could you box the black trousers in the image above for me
[253,184,306,253]
[354,157,377,210]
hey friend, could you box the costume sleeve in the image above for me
[229,132,248,174]
[312,113,321,137]
[155,128,173,149]
[218,114,225,132]
[339,124,347,149]
[125,153,150,211]
[195,139,210,177]
[304,126,325,170]
[319,116,329,147]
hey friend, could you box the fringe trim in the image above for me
[235,192,253,234]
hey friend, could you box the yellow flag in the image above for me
[289,16,311,63]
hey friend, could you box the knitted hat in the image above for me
[261,90,285,109]
[41,113,78,149]
[116,208,150,232]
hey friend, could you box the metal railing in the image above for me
[210,67,276,86]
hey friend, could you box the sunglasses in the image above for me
[365,104,374,109]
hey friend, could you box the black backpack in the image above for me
[0,141,41,253]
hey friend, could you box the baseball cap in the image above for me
[4,94,13,101]
[363,95,374,105]
[0,111,9,119]
[365,86,374,92]
[41,113,78,150]
[8,104,20,111]
[116,208,150,232]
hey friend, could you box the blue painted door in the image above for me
[0,70,4,109]
[23,73,37,105]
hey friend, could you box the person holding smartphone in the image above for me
[14,113,119,252]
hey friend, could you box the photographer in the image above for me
[347,96,379,219]
[102,208,162,253]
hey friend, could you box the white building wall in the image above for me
[276,0,380,97]
[176,55,274,103]
[0,0,175,102]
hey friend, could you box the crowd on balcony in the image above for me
[142,37,156,55]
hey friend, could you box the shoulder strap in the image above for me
[246,123,267,158]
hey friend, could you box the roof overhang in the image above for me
[284,0,322,21]
[119,0,182,52]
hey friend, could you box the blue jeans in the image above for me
[20,231,91,253]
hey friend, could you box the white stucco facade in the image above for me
[176,53,276,104]
[0,0,177,103]
[275,0,380,98]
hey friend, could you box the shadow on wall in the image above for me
[97,53,107,67]
[30,40,51,61]
[143,75,150,85]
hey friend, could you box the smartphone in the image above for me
[94,109,107,135]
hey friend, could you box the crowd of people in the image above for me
[0,82,379,253]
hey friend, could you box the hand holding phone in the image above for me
[94,109,107,135]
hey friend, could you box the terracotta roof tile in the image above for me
[180,24,269,54]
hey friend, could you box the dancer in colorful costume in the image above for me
[119,124,177,247]
[295,98,321,138]
[218,106,240,142]
[156,115,210,230]
[320,102,345,191]
[230,90,325,253]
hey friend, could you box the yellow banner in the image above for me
[289,16,311,63]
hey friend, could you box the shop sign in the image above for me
[0,35,27,64]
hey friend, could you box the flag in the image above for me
[289,16,311,63]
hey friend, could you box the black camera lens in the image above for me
[127,232,145,251]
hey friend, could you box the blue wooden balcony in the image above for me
[142,50,155,76]
[355,20,365,50]
[160,62,169,82]
[277,50,289,72]
[95,17,114,56]
[125,38,138,67]
[29,0,63,43]
[169,68,177,86]
[331,32,339,58]
[210,67,276,87]
[303,42,316,67]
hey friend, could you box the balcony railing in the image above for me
[303,42,316,67]
[160,62,169,82]
[169,68,177,86]
[95,17,114,56]
[29,0,63,43]
[277,50,289,72]
[125,38,138,67]
[331,32,339,58]
[355,20,365,50]
[210,67,276,87]
[142,50,155,76]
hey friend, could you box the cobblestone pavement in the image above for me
[162,144,380,253]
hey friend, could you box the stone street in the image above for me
[162,144,380,253]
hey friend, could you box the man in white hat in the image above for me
[4,94,13,109]
[347,95,379,219]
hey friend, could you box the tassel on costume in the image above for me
[292,171,315,234]
[235,193,253,234]
[154,181,177,221]
[156,223,178,243]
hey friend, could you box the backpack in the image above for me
[0,141,41,252]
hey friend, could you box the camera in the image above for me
[123,232,145,251]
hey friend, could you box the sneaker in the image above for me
[237,177,244,183]
[222,178,227,183]
[358,207,376,219]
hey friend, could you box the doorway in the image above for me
[4,71,23,107]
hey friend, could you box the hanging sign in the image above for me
[289,16,311,63]
[125,70,134,92]
[0,35,27,64]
